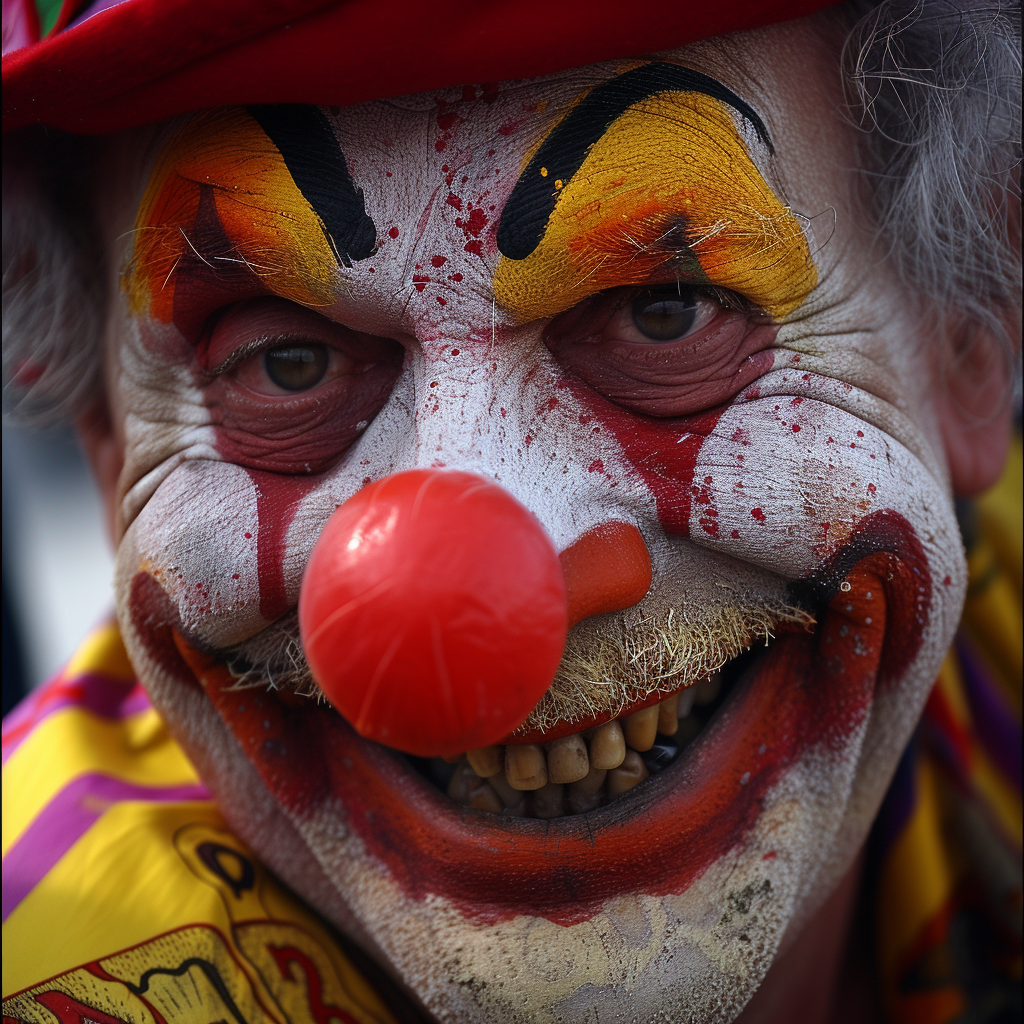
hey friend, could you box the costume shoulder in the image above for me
[2,621,398,1024]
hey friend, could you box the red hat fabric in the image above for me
[3,0,837,135]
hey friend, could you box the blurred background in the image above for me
[3,423,114,716]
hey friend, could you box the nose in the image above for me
[298,469,568,758]
[299,471,653,758]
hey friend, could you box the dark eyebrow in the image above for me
[496,63,773,262]
[246,104,377,265]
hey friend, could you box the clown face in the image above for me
[96,18,965,1022]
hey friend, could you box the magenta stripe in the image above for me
[2,674,150,765]
[2,772,209,922]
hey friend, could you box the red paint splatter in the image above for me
[867,484,876,494]
[431,255,447,267]
[450,273,463,282]
[455,207,488,238]
[751,508,766,522]
[588,460,604,474]
[446,193,463,211]
[763,851,777,860]
[436,297,447,306]
[498,118,526,135]
[388,227,399,239]
[731,530,740,539]
[943,575,951,586]
[464,240,483,256]
[792,424,801,432]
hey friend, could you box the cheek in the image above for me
[126,461,263,646]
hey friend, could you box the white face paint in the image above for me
[104,19,965,1021]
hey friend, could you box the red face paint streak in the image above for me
[558,379,725,535]
[247,470,319,622]
[158,512,931,929]
[180,546,894,925]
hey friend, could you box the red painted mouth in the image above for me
[133,509,930,928]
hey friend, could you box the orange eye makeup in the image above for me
[494,63,817,324]
[125,105,377,332]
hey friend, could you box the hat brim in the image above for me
[3,0,836,134]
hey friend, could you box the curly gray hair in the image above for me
[3,0,1021,423]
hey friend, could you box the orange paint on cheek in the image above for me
[126,108,339,323]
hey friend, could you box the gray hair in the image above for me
[3,0,1021,423]
[841,0,1022,346]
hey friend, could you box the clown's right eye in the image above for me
[264,344,329,391]
[197,296,404,474]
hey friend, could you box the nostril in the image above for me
[560,522,652,629]
[298,469,568,758]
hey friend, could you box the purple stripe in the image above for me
[2,674,150,765]
[2,773,209,922]
[956,636,1022,793]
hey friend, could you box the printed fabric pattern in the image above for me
[1,622,399,1023]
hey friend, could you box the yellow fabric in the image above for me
[2,622,398,1024]
[875,437,1023,1024]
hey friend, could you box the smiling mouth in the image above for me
[416,662,742,820]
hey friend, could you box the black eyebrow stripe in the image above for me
[246,104,377,265]
[496,63,772,262]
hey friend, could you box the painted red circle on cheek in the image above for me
[298,469,568,758]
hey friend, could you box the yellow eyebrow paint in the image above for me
[126,108,341,324]
[494,90,817,323]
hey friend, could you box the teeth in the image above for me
[694,671,722,706]
[529,781,565,819]
[442,681,721,818]
[657,693,680,736]
[588,720,626,769]
[546,732,590,784]
[505,743,548,790]
[622,704,659,752]
[565,765,607,814]
[467,745,503,778]
[677,686,697,719]
[607,749,649,797]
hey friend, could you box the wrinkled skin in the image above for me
[80,15,1001,1023]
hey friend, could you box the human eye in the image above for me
[198,297,404,473]
[543,283,777,417]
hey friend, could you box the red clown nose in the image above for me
[298,470,568,758]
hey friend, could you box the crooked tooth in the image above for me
[588,720,626,770]
[566,765,607,814]
[448,761,502,812]
[547,733,589,784]
[446,761,476,803]
[677,686,697,719]
[505,744,548,790]
[529,781,565,819]
[488,771,528,813]
[467,745,504,778]
[657,694,680,736]
[607,749,649,798]
[468,779,504,814]
[623,704,659,752]
[694,672,722,706]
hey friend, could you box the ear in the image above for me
[934,319,1017,497]
[76,398,124,547]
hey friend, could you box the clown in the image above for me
[2,0,1021,1021]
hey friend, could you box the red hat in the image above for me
[3,0,836,135]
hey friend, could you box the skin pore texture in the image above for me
[76,15,1001,1023]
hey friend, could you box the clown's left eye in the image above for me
[623,286,718,343]
[543,284,777,418]
[264,344,329,391]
